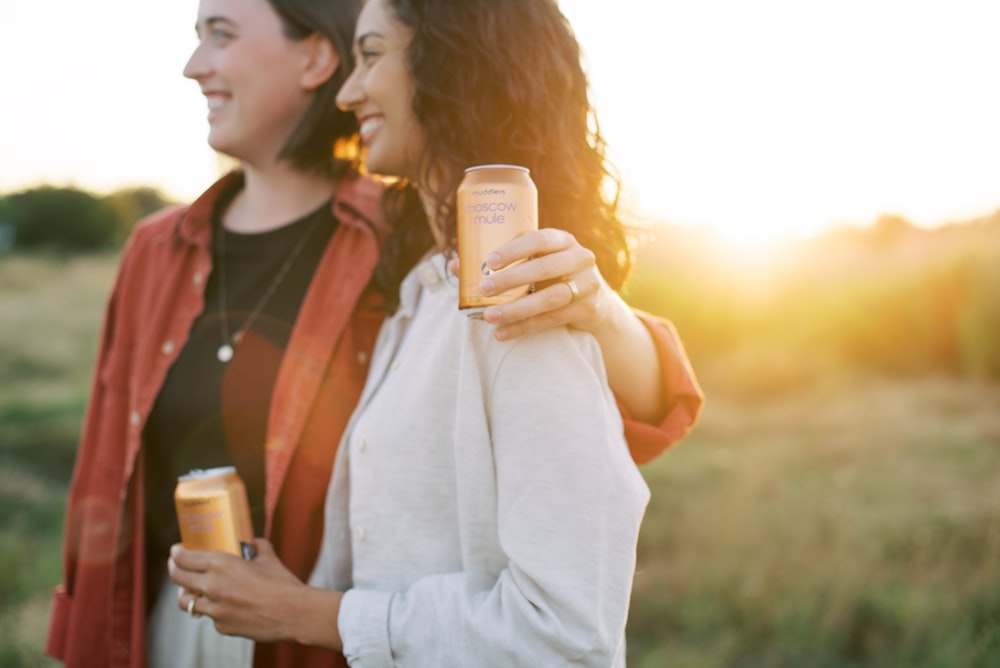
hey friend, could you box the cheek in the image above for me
[213,49,246,82]
[401,115,425,156]
[248,70,313,123]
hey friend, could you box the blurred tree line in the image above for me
[0,185,175,252]
[627,211,1000,388]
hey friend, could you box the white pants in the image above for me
[147,573,254,668]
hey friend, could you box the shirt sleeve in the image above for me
[337,328,650,667]
[619,310,704,465]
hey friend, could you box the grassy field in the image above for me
[2,251,999,667]
[0,254,115,667]
[630,374,1000,667]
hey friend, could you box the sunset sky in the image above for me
[2,0,999,242]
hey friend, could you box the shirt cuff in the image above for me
[620,310,704,464]
[339,588,395,668]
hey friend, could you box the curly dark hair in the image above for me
[372,0,633,310]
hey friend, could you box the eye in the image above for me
[359,49,381,65]
[211,28,235,44]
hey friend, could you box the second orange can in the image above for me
[174,466,257,560]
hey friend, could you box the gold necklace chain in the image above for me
[215,209,326,363]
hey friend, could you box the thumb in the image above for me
[447,257,460,277]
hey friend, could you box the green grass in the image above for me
[0,253,112,668]
[3,251,1000,667]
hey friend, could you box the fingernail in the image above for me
[486,253,501,270]
[483,307,502,323]
[479,278,495,295]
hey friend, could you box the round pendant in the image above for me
[217,344,234,363]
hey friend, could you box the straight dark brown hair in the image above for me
[269,0,363,176]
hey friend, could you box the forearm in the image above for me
[592,291,665,423]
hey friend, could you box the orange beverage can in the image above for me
[457,164,538,317]
[174,466,257,560]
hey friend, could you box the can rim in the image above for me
[178,466,237,481]
[464,164,530,174]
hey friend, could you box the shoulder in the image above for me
[510,326,603,368]
[116,204,188,256]
[111,204,193,284]
[468,319,605,383]
[132,204,188,234]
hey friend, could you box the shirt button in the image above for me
[161,340,175,355]
[355,526,367,542]
[357,351,368,365]
[129,411,141,427]
[357,438,367,453]
[193,271,204,286]
[390,360,400,371]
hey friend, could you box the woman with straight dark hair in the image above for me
[48,0,701,666]
[168,0,696,665]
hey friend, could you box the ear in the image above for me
[299,34,340,91]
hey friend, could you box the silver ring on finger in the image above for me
[187,596,203,619]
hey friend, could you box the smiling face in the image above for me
[183,0,323,167]
[335,0,424,181]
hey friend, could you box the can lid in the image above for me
[178,466,237,482]
[464,164,529,174]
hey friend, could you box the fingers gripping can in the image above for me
[457,164,538,317]
[175,466,257,560]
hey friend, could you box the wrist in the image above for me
[291,586,345,650]
[590,288,634,343]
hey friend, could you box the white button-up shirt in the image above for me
[310,254,650,667]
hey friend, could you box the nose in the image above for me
[335,64,364,112]
[183,39,210,82]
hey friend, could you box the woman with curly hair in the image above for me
[168,0,697,665]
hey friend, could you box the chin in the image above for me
[364,155,412,181]
[362,153,387,177]
[207,137,228,156]
[206,129,238,157]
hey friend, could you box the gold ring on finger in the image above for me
[564,279,581,304]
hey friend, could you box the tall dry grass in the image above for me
[629,376,1000,667]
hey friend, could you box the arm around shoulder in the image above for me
[625,308,703,463]
[591,293,704,464]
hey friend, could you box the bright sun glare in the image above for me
[562,0,1000,245]
[0,0,998,246]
